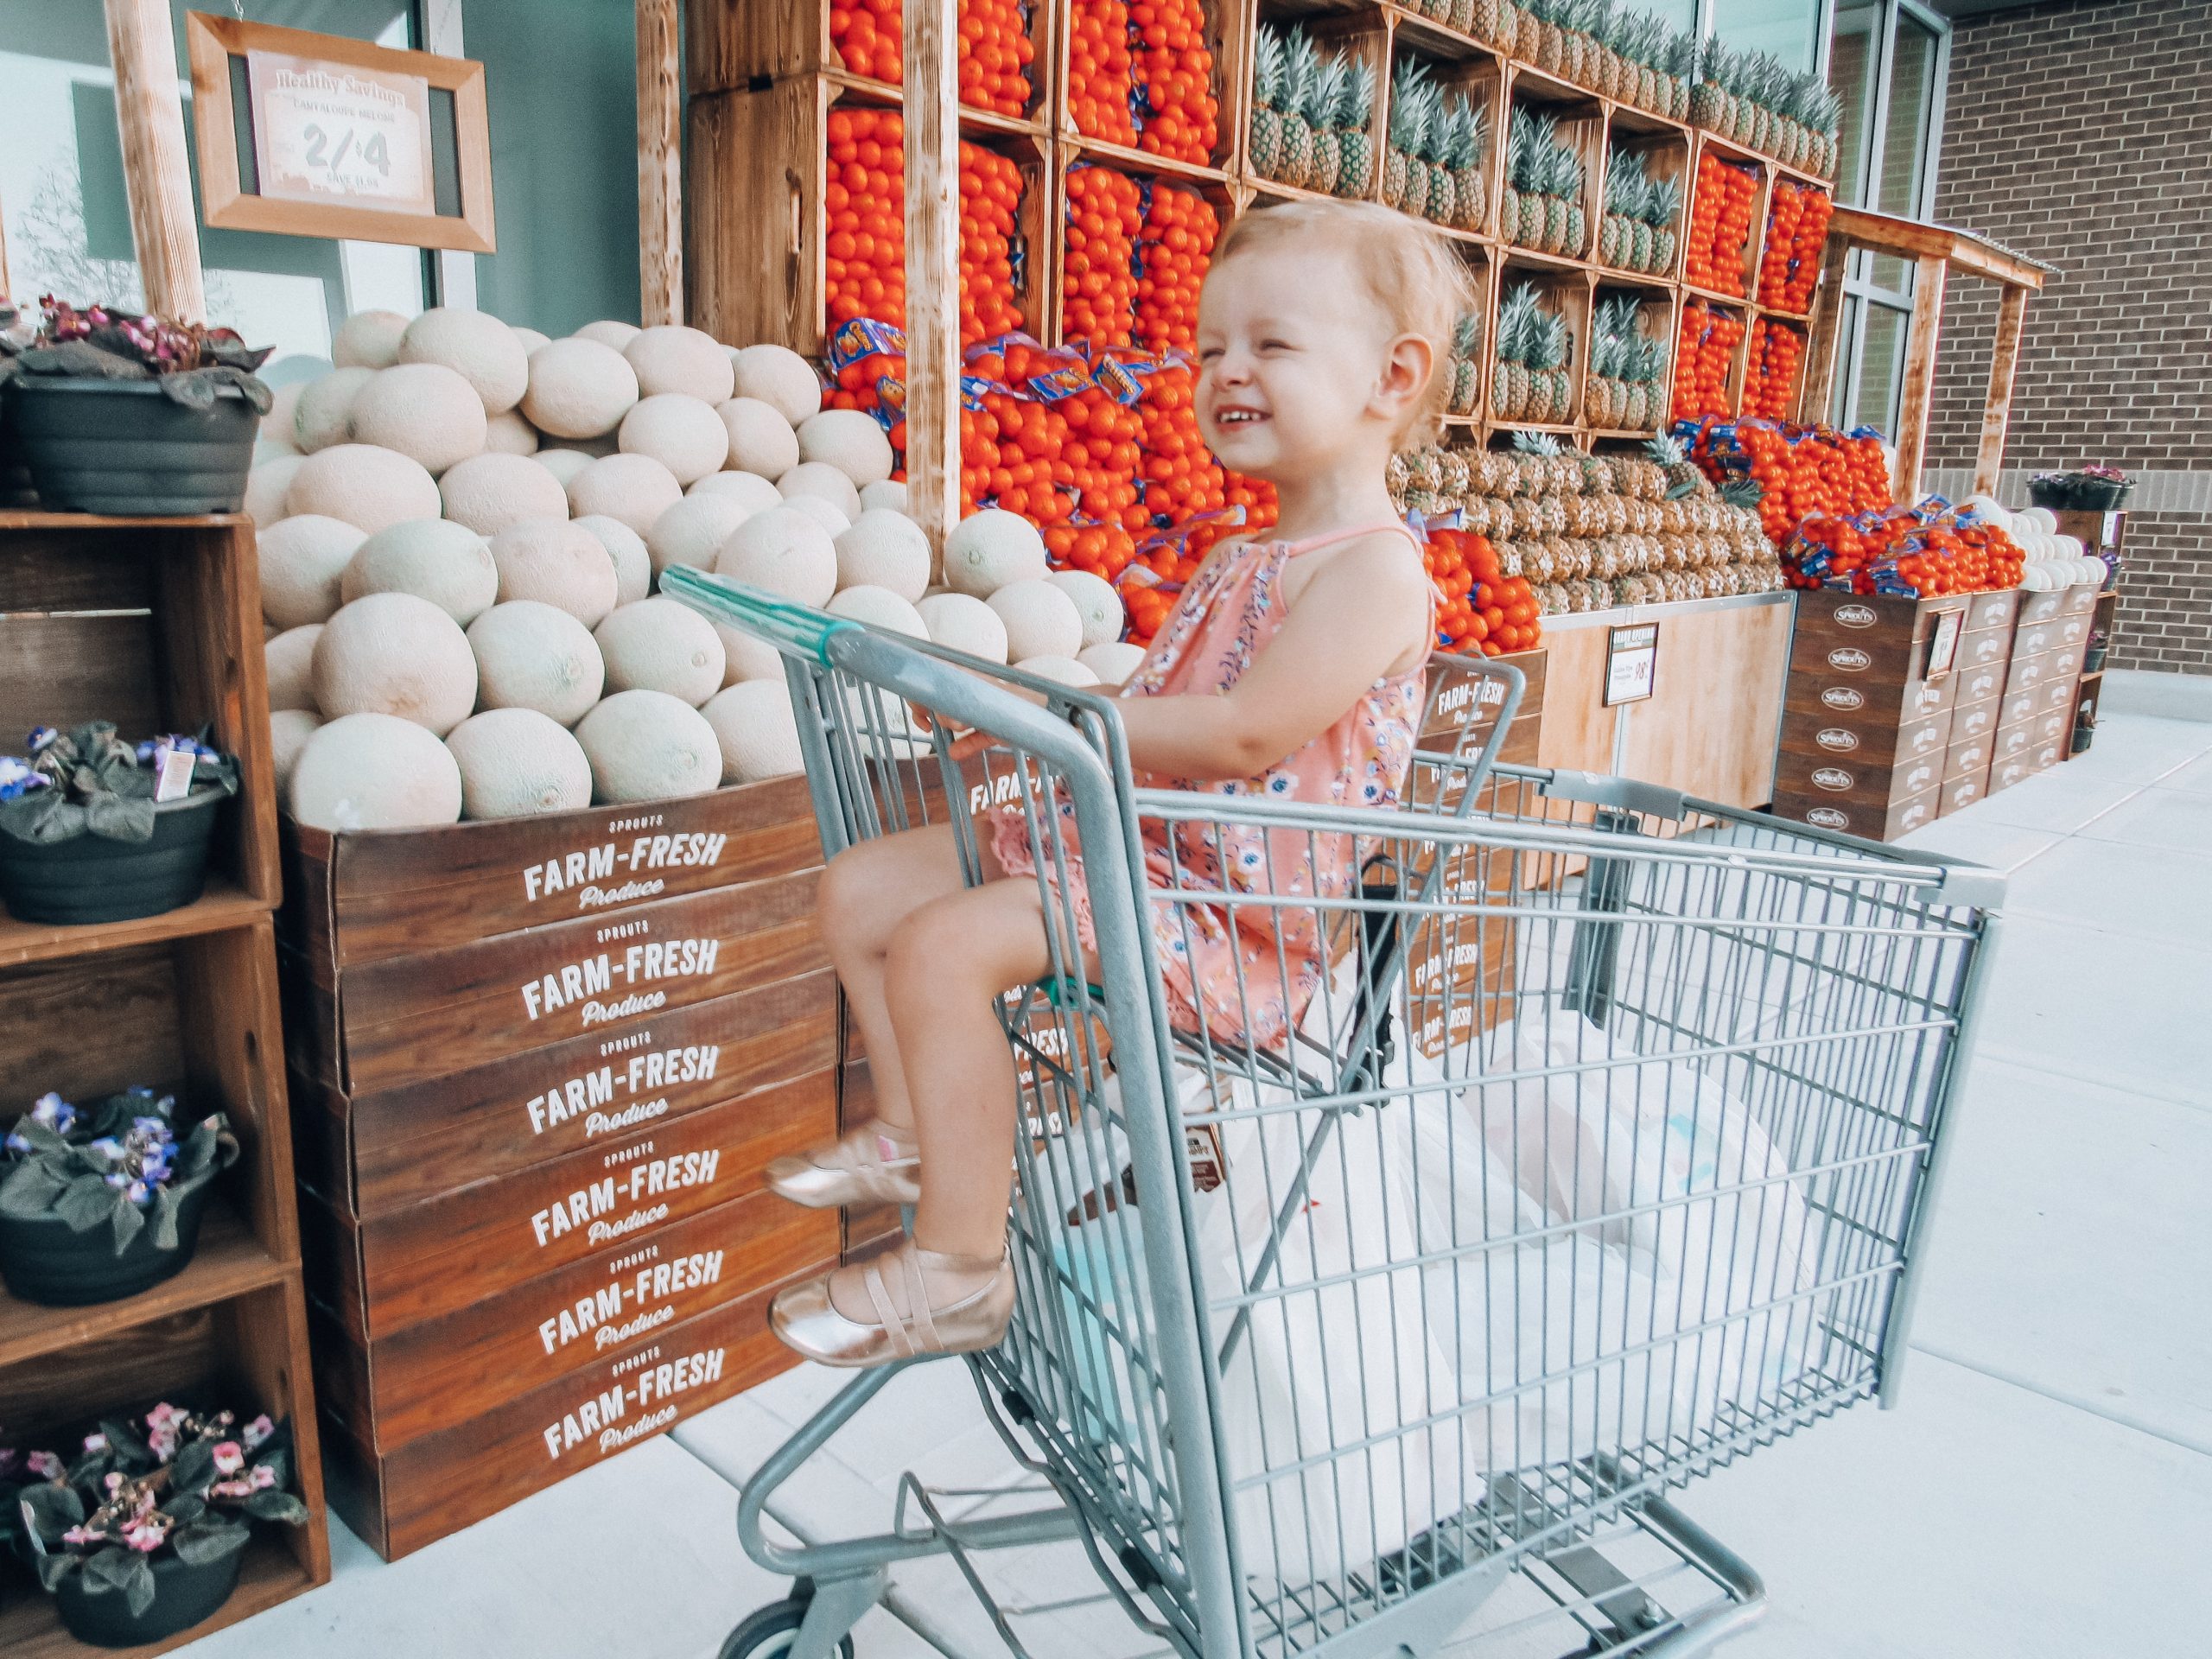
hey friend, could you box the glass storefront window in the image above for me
[1829,0,1882,207]
[1710,0,1821,73]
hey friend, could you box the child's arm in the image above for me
[1116,534,1428,780]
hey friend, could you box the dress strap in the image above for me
[1279,521,1423,557]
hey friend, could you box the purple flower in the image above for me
[26,726,57,753]
[30,1092,74,1131]
[82,1432,107,1454]
[241,1414,274,1452]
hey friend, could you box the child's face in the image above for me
[1192,241,1421,482]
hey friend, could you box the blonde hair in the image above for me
[1211,199,1476,444]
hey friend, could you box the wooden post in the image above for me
[1891,252,1948,500]
[1796,236,1852,424]
[1973,283,2028,497]
[104,0,206,322]
[904,0,961,556]
[637,0,684,327]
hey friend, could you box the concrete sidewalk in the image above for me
[182,711,2212,1659]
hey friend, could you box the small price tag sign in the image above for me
[247,48,435,214]
[1922,605,1966,683]
[152,745,197,804]
[1603,622,1659,706]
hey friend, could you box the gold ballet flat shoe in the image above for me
[770,1240,1014,1368]
[765,1119,922,1209]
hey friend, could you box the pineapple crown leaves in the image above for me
[1605,150,1649,216]
[1338,58,1376,130]
[1548,141,1584,199]
[1497,283,1543,365]
[1253,27,1284,111]
[1389,60,1435,151]
[1442,100,1482,168]
[1644,175,1681,227]
[1526,311,1567,374]
[1509,108,1559,192]
[1719,479,1766,510]
[1663,32,1698,79]
[1636,334,1667,385]
[1278,29,1317,106]
[1305,55,1349,127]
[1643,432,1688,466]
[1511,429,1566,459]
[1452,311,1482,356]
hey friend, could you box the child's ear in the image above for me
[1373,332,1433,425]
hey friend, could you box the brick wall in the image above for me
[1927,0,2212,674]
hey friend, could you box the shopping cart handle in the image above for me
[660,567,854,666]
[1535,769,1691,822]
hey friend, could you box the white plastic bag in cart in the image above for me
[1187,1065,1482,1594]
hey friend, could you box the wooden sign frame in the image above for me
[1602,622,1660,707]
[184,11,495,252]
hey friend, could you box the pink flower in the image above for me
[26,1451,62,1480]
[81,1432,107,1454]
[211,1442,244,1477]
[124,1520,168,1553]
[209,1478,251,1499]
[105,1471,124,1493]
[62,1525,101,1547]
[241,1414,275,1452]
[251,1465,276,1490]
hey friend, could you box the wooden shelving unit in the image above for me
[2055,508,2126,757]
[0,512,330,1654]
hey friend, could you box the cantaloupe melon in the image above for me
[467,601,606,724]
[916,592,1010,663]
[511,327,550,355]
[776,461,862,522]
[346,362,488,474]
[944,509,1048,596]
[483,408,540,456]
[522,337,639,439]
[289,712,462,830]
[715,507,837,606]
[269,708,321,798]
[341,518,499,624]
[313,593,479,734]
[286,443,442,535]
[533,448,596,489]
[574,320,640,351]
[625,325,735,403]
[645,493,753,579]
[573,514,652,605]
[260,514,368,628]
[731,344,821,425]
[293,366,372,452]
[1077,641,1146,686]
[715,625,787,685]
[796,410,895,486]
[446,707,593,818]
[575,690,721,803]
[1046,569,1124,647]
[988,579,1084,662]
[858,480,908,516]
[619,394,729,486]
[244,454,304,526]
[438,450,571,536]
[594,597,728,705]
[687,470,784,514]
[825,585,926,638]
[489,518,620,626]
[716,397,800,479]
[567,452,683,537]
[264,625,323,713]
[702,680,804,781]
[1016,654,1100,688]
[834,510,931,602]
[331,309,410,371]
[398,307,529,413]
[782,493,850,537]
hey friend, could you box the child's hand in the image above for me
[1117,531,1428,780]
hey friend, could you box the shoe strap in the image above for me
[861,1257,918,1359]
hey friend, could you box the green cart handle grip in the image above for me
[660,567,854,667]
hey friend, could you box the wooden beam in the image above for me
[1796,235,1853,424]
[105,0,205,322]
[1827,201,2046,292]
[0,188,11,299]
[1973,283,2028,497]
[1891,253,1948,501]
[904,0,960,556]
[637,0,684,327]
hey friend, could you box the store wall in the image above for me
[1923,0,2212,676]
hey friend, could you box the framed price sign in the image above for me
[1603,621,1660,706]
[185,13,496,252]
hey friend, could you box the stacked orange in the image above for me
[1135,181,1216,353]
[830,0,1033,118]
[1135,365,1225,525]
[1756,181,1832,313]
[1685,154,1758,296]
[824,107,906,330]
[1060,167,1142,346]
[1670,301,1744,422]
[1067,0,1138,144]
[957,142,1025,346]
[1425,530,1541,656]
[1742,321,1802,419]
[1129,0,1218,165]
[1682,417,1893,547]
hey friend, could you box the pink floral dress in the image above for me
[989,524,1429,1049]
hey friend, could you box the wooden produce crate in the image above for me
[1773,588,2022,841]
[1986,583,2097,798]
[1497,77,1605,264]
[1058,0,1242,177]
[1584,283,1677,438]
[320,1283,796,1560]
[0,512,328,1651]
[2054,510,2123,757]
[1594,109,1689,283]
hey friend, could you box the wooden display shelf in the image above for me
[0,1533,313,1659]
[820,67,1052,138]
[1063,131,1232,185]
[0,880,268,970]
[0,1203,288,1370]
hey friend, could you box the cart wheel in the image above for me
[718,1598,857,1659]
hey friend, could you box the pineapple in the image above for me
[1383,61,1431,210]
[1447,0,1476,34]
[1644,433,1705,499]
[1450,103,1489,230]
[1278,35,1318,188]
[1337,59,1376,196]
[1249,28,1286,181]
[1589,327,1619,428]
[1521,311,1561,423]
[1449,313,1481,415]
[1402,82,1440,218]
[1599,153,1638,267]
[1513,111,1552,247]
[1306,58,1348,196]
[1541,143,1576,254]
[1500,115,1530,245]
[1491,284,1538,421]
[1422,102,1456,225]
[1647,175,1681,272]
[1560,146,1587,255]
[1470,0,1505,46]
[1532,0,1564,75]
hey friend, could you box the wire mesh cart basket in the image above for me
[666,569,2005,1659]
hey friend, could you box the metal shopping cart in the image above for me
[666,568,2005,1659]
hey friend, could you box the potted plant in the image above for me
[0,723,238,925]
[2027,463,2133,512]
[0,298,36,507]
[15,1405,308,1647]
[0,1089,238,1306]
[0,296,271,515]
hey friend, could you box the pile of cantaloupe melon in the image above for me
[251,308,1141,832]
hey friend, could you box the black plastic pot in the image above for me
[0,1176,216,1306]
[0,788,225,925]
[52,1544,245,1647]
[2084,645,2108,672]
[2072,478,2131,511]
[0,392,38,508]
[6,378,257,516]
